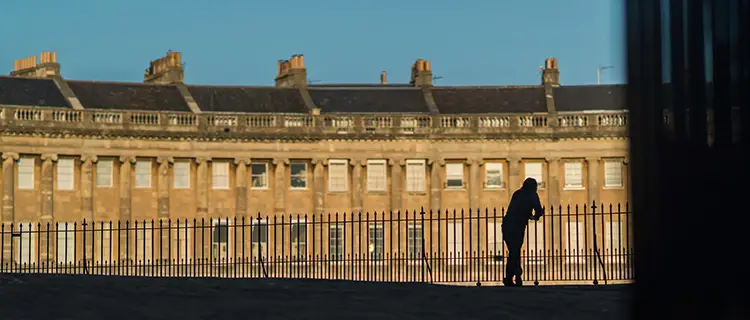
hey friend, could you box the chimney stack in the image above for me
[380,71,387,84]
[144,50,184,84]
[10,51,61,78]
[541,57,560,87]
[275,54,308,88]
[410,58,433,86]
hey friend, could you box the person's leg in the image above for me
[504,230,522,285]
[514,231,526,285]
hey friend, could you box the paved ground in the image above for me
[0,274,631,319]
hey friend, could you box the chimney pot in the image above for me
[416,59,425,72]
[298,55,304,68]
[425,60,431,72]
[380,71,387,84]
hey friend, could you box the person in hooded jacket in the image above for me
[502,177,544,287]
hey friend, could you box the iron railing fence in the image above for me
[0,202,632,285]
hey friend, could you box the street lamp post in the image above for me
[597,65,614,84]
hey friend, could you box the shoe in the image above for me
[503,278,515,286]
[515,277,523,287]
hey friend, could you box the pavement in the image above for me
[0,274,631,319]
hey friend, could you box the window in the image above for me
[135,160,151,188]
[329,224,344,262]
[485,162,503,189]
[212,162,230,189]
[604,220,624,262]
[56,223,75,264]
[15,223,35,265]
[406,160,426,192]
[136,221,153,263]
[94,222,112,263]
[173,161,190,189]
[328,159,348,192]
[445,163,464,189]
[212,221,230,259]
[566,221,585,263]
[368,223,384,261]
[251,163,268,189]
[367,160,387,192]
[291,221,307,261]
[525,221,545,264]
[251,223,268,260]
[174,221,191,262]
[96,160,113,187]
[447,223,463,264]
[564,161,584,189]
[407,223,423,260]
[57,158,74,190]
[487,222,503,262]
[524,162,543,187]
[18,157,34,190]
[604,160,623,188]
[290,163,307,189]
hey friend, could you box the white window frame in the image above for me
[487,222,503,264]
[328,159,349,192]
[15,223,36,265]
[135,159,152,188]
[485,162,504,189]
[405,159,426,193]
[524,162,544,188]
[445,162,464,189]
[366,159,387,192]
[173,161,191,189]
[447,222,464,265]
[56,223,76,264]
[17,157,34,190]
[251,163,269,189]
[94,222,113,264]
[525,221,545,265]
[291,219,308,262]
[368,222,385,263]
[564,161,584,190]
[57,158,75,191]
[604,160,624,188]
[407,222,423,262]
[96,160,113,188]
[566,221,585,264]
[604,220,624,263]
[212,161,230,190]
[174,221,192,262]
[290,162,308,190]
[328,224,344,262]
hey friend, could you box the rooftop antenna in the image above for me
[308,79,322,84]
[432,75,443,85]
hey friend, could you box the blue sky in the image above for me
[0,0,625,86]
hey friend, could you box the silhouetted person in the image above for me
[503,178,544,286]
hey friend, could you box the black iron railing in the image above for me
[0,202,632,285]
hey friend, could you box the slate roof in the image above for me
[431,87,547,114]
[553,85,627,112]
[187,86,308,113]
[309,87,430,113]
[67,81,191,112]
[0,76,71,107]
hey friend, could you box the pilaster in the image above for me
[350,158,364,214]
[389,158,405,212]
[428,157,445,212]
[273,158,289,216]
[196,157,210,219]
[234,158,251,218]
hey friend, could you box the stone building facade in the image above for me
[0,51,629,268]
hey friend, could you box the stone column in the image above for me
[156,157,172,262]
[273,158,288,216]
[81,154,96,265]
[196,157,210,219]
[40,153,57,263]
[428,157,444,213]
[350,158,364,214]
[311,158,325,257]
[119,155,135,261]
[388,158,405,212]
[546,156,561,209]
[234,158,250,218]
[1,152,18,263]
[586,157,601,207]
[468,157,482,250]
[507,156,522,198]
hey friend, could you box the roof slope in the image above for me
[67,81,191,112]
[0,76,71,107]
[553,85,627,112]
[309,87,430,113]
[431,87,547,114]
[187,86,308,113]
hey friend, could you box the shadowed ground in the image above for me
[0,275,630,319]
